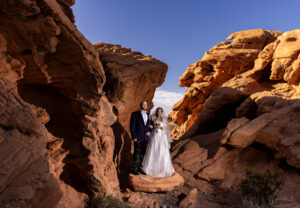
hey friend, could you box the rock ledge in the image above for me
[128,172,184,192]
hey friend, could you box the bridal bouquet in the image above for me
[153,120,162,133]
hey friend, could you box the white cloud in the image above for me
[151,89,184,116]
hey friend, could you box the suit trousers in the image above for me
[132,141,148,172]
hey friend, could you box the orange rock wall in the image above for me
[0,1,168,207]
[170,29,300,207]
[169,29,283,139]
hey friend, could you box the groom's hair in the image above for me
[140,101,147,108]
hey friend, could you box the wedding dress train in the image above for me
[142,120,174,178]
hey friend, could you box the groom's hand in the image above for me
[146,132,150,136]
[133,138,138,142]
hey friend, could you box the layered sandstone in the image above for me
[170,29,300,207]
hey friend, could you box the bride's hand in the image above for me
[149,125,153,129]
[158,126,163,129]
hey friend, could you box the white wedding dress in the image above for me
[142,119,175,178]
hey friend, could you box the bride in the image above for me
[142,107,175,178]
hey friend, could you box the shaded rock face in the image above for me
[0,1,168,207]
[170,29,300,206]
[0,0,118,206]
[94,42,167,189]
[0,80,61,208]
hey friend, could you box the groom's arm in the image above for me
[130,112,137,141]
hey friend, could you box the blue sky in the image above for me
[72,0,299,114]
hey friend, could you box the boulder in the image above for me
[128,172,184,192]
[179,188,199,208]
[179,188,223,208]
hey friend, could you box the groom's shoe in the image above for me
[132,168,139,175]
[138,168,146,175]
[132,170,139,175]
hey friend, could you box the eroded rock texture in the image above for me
[0,0,119,207]
[0,80,62,207]
[169,29,283,139]
[170,29,300,207]
[0,1,168,207]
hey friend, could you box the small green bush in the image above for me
[238,168,283,208]
[89,195,131,208]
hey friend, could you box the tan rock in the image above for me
[198,146,280,189]
[56,182,88,208]
[221,117,249,144]
[227,113,273,148]
[179,188,199,208]
[271,30,300,84]
[170,29,282,139]
[171,130,224,193]
[128,172,184,192]
[125,192,160,208]
[172,139,208,173]
[180,188,224,208]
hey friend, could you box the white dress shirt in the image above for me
[140,110,148,125]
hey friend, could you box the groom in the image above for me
[130,101,153,175]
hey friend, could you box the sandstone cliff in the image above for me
[0,1,167,207]
[170,29,300,207]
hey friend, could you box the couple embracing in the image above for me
[130,101,174,178]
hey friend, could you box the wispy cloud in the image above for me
[151,89,184,115]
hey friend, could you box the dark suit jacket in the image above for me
[130,111,153,142]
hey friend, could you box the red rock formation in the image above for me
[95,42,167,132]
[94,42,168,189]
[0,0,119,206]
[0,1,168,207]
[170,29,300,207]
[169,29,283,139]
